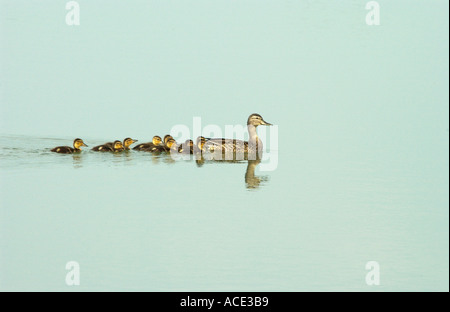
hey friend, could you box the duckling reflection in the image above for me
[72,153,83,168]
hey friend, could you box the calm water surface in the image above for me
[0,133,448,291]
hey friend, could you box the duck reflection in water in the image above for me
[195,156,269,190]
[72,153,83,169]
[245,159,269,189]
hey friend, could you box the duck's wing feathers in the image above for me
[51,146,75,154]
[133,142,154,150]
[204,138,248,153]
[92,144,113,152]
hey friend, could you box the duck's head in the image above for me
[123,137,138,148]
[247,113,272,127]
[152,136,163,146]
[163,135,173,145]
[73,138,88,149]
[113,140,124,150]
[166,138,176,149]
[186,139,194,148]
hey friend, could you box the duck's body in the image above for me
[137,143,159,152]
[203,138,252,153]
[51,146,79,154]
[92,144,113,152]
[133,136,162,152]
[51,138,88,154]
[202,114,272,156]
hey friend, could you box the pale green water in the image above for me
[0,0,448,291]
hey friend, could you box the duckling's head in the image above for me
[247,113,272,127]
[163,134,173,145]
[73,138,88,149]
[186,140,194,148]
[123,137,138,148]
[166,138,176,149]
[113,140,124,150]
[196,136,207,149]
[152,136,163,146]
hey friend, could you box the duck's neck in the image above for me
[248,124,259,145]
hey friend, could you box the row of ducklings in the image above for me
[51,136,207,154]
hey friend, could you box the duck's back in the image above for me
[204,138,262,153]
[92,144,113,152]
[51,146,75,154]
[133,142,155,151]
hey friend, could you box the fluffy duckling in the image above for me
[163,135,173,146]
[93,137,137,151]
[166,138,178,153]
[92,140,124,152]
[194,136,208,154]
[122,137,138,150]
[154,138,177,153]
[51,138,88,154]
[177,139,194,154]
[133,136,162,152]
[111,140,125,152]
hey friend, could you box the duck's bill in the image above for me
[261,120,273,126]
[133,139,138,142]
[82,143,88,147]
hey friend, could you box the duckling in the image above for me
[51,138,88,154]
[194,136,208,154]
[132,136,162,151]
[122,137,138,150]
[93,137,138,152]
[92,142,112,152]
[163,135,176,151]
[163,135,173,146]
[177,139,194,154]
[92,140,124,152]
[154,138,177,153]
[166,138,178,153]
[111,140,125,152]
